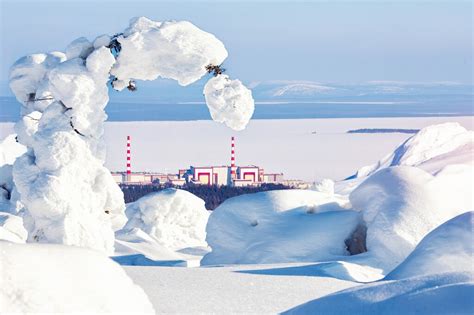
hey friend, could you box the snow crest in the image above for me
[353,122,473,177]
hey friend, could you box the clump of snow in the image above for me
[0,213,27,243]
[0,135,26,213]
[353,122,474,177]
[312,178,335,194]
[202,189,358,265]
[121,188,209,250]
[386,211,474,280]
[203,75,255,131]
[65,37,94,59]
[111,17,228,86]
[0,242,154,314]
[285,272,474,315]
[350,165,473,272]
[0,134,27,166]
[93,34,111,48]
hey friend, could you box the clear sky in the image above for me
[0,0,472,88]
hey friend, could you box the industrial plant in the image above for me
[112,136,289,187]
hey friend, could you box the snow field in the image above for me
[0,241,154,314]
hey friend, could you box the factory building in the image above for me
[113,135,285,187]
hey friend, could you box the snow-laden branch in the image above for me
[8,17,254,253]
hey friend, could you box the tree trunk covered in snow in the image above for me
[8,17,254,253]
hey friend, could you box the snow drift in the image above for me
[0,241,154,314]
[352,122,473,178]
[121,188,209,250]
[202,189,359,265]
[285,272,474,315]
[350,165,473,272]
[285,212,474,314]
[386,211,474,280]
[8,16,253,252]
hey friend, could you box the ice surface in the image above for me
[0,242,154,314]
[386,211,474,280]
[202,189,359,265]
[121,188,209,250]
[203,75,255,131]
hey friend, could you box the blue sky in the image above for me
[0,0,472,91]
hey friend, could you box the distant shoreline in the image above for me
[347,128,419,134]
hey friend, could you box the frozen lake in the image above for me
[2,116,471,181]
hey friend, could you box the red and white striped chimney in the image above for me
[126,135,131,182]
[231,136,236,180]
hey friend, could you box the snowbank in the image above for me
[121,188,209,250]
[202,189,359,265]
[285,272,474,315]
[203,75,255,131]
[0,241,154,313]
[352,122,473,177]
[350,165,473,272]
[386,212,474,280]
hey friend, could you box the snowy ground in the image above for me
[124,263,360,314]
[2,116,471,181]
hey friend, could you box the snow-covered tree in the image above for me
[8,17,255,253]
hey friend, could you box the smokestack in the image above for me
[231,136,236,180]
[126,135,131,182]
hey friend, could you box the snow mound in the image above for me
[0,134,26,166]
[386,212,474,280]
[353,122,474,177]
[111,17,228,86]
[202,189,359,265]
[203,74,255,131]
[0,242,154,314]
[122,188,209,250]
[350,165,473,272]
[285,272,474,315]
[0,213,27,243]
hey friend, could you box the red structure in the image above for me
[231,136,236,180]
[126,135,131,181]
